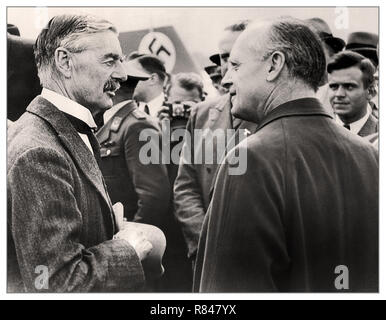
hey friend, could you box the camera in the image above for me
[163,102,192,120]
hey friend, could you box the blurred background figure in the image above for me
[209,20,250,93]
[328,51,378,137]
[305,18,346,114]
[161,71,205,181]
[130,54,167,119]
[7,24,42,121]
[166,72,204,104]
[156,72,205,292]
[204,64,227,96]
[306,18,346,63]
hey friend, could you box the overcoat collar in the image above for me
[257,98,333,132]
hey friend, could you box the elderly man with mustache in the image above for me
[7,14,154,292]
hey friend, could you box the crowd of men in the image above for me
[7,13,378,292]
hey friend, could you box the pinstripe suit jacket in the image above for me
[7,96,145,292]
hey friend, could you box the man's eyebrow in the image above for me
[102,53,124,60]
[330,80,358,85]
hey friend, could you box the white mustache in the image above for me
[104,80,120,92]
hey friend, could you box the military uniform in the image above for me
[96,100,170,228]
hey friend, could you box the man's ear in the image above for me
[54,47,72,78]
[367,84,377,100]
[266,51,285,82]
[148,73,159,85]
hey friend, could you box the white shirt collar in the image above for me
[41,88,97,130]
[142,93,165,118]
[335,103,371,135]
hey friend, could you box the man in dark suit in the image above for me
[96,57,170,228]
[328,51,378,137]
[173,20,257,264]
[8,14,153,292]
[194,17,378,292]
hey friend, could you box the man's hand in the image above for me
[113,203,153,262]
[114,228,153,261]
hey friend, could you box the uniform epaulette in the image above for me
[109,101,144,132]
[131,109,147,120]
[110,116,123,132]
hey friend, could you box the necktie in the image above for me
[144,104,150,115]
[63,113,101,166]
[343,124,351,130]
[94,112,105,131]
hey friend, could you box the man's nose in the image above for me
[113,61,128,82]
[336,86,346,97]
[221,69,233,88]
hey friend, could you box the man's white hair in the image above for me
[34,14,117,87]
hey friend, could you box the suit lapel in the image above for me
[26,96,114,221]
[358,113,378,137]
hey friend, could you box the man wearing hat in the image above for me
[204,64,227,96]
[209,20,251,89]
[96,57,170,229]
[305,18,346,115]
[306,18,346,61]
[346,32,378,67]
[128,54,167,120]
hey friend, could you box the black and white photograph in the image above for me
[2,2,383,304]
